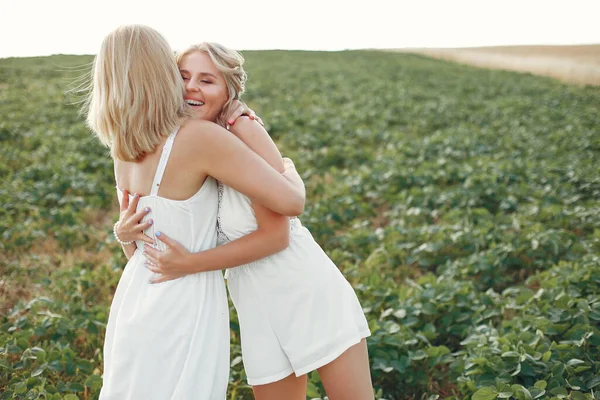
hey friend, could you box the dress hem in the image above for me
[245,329,371,386]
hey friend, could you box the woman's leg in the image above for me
[317,339,373,400]
[252,373,307,400]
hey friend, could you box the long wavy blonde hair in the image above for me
[85,25,193,161]
[176,43,247,127]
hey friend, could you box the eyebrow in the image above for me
[179,69,218,79]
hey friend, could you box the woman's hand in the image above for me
[116,189,155,244]
[224,100,264,128]
[143,232,193,284]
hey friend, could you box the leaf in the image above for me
[14,382,27,394]
[0,358,10,370]
[31,348,46,363]
[534,381,547,390]
[472,387,498,400]
[84,374,103,390]
[30,363,47,377]
[0,390,14,400]
[426,345,450,358]
[306,381,321,398]
[570,391,587,400]
[550,387,568,398]
[587,375,600,389]
[512,385,533,400]
[510,363,522,376]
[68,382,85,392]
[409,349,427,361]
[529,388,546,399]
[26,377,41,387]
[566,378,582,391]
[230,356,242,368]
[497,383,513,398]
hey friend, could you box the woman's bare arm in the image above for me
[192,119,304,216]
[144,118,307,280]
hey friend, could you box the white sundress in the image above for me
[217,182,371,386]
[100,128,230,400]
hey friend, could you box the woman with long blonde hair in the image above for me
[117,41,373,400]
[86,25,305,399]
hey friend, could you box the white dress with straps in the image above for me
[100,128,230,399]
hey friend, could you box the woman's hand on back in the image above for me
[116,189,155,244]
[143,232,192,283]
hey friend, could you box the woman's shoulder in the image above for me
[179,119,222,141]
[175,120,224,154]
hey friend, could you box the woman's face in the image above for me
[179,51,229,122]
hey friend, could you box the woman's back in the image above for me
[114,124,222,252]
[114,123,211,202]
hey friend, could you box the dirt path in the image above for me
[387,44,600,86]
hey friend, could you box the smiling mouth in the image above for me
[186,99,205,106]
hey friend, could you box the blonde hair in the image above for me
[176,43,247,127]
[85,25,193,161]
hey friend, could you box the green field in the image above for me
[1,50,599,400]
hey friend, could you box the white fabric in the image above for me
[100,128,229,400]
[217,182,371,385]
[149,130,178,196]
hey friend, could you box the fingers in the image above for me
[155,231,174,248]
[128,193,141,215]
[143,246,160,263]
[146,263,180,284]
[256,116,264,126]
[121,189,129,211]
[145,262,162,274]
[228,101,258,127]
[227,107,246,126]
[149,270,183,284]
[225,99,242,123]
[132,206,151,223]
[139,232,156,245]
[150,274,178,284]
[226,100,244,126]
[143,251,159,266]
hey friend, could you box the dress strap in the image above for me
[150,126,180,196]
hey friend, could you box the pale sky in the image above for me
[1,0,599,58]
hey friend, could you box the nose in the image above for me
[186,78,200,92]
